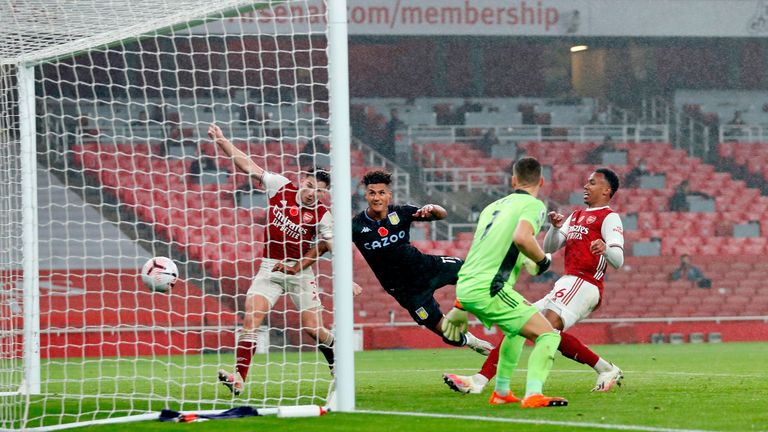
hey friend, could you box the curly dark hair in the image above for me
[595,167,620,197]
[361,170,392,186]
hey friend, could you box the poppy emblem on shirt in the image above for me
[387,212,400,225]
[289,207,299,217]
[586,215,597,224]
[303,212,314,223]
[378,227,389,236]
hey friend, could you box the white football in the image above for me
[141,257,178,292]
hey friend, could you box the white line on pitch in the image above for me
[356,368,766,378]
[354,409,716,432]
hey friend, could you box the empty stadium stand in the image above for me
[59,94,768,353]
[39,269,237,357]
[35,168,237,358]
[719,141,768,183]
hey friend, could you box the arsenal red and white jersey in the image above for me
[557,206,624,293]
[261,172,333,261]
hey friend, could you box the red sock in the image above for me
[558,331,599,367]
[235,339,255,380]
[479,342,501,380]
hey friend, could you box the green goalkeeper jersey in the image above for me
[457,190,546,297]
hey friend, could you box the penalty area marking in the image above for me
[354,409,716,432]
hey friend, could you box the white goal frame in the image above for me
[1,0,354,428]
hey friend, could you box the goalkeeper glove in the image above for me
[522,253,552,276]
[441,303,468,342]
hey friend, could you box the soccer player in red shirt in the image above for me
[208,124,355,396]
[444,168,625,395]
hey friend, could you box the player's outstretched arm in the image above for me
[208,123,265,183]
[273,240,330,274]
[412,204,448,221]
[514,220,551,275]
[271,240,362,295]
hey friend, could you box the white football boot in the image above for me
[442,373,486,394]
[592,363,623,392]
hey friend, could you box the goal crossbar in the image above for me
[1,0,272,66]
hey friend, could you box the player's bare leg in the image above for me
[301,307,335,371]
[542,309,623,392]
[218,294,270,396]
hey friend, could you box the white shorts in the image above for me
[534,275,600,330]
[247,258,322,311]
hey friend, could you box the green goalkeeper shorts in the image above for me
[458,285,538,337]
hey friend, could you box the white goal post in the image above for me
[0,0,353,429]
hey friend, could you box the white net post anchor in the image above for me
[276,405,327,418]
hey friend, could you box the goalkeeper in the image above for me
[441,157,567,408]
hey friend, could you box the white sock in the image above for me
[594,358,613,373]
[238,328,259,343]
[472,373,489,387]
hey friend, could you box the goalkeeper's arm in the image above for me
[514,219,551,275]
[208,123,265,183]
[441,300,468,342]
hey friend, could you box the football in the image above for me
[140,257,178,292]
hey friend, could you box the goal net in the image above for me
[0,0,350,429]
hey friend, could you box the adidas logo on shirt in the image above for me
[361,227,371,233]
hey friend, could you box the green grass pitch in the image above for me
[10,342,768,431]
